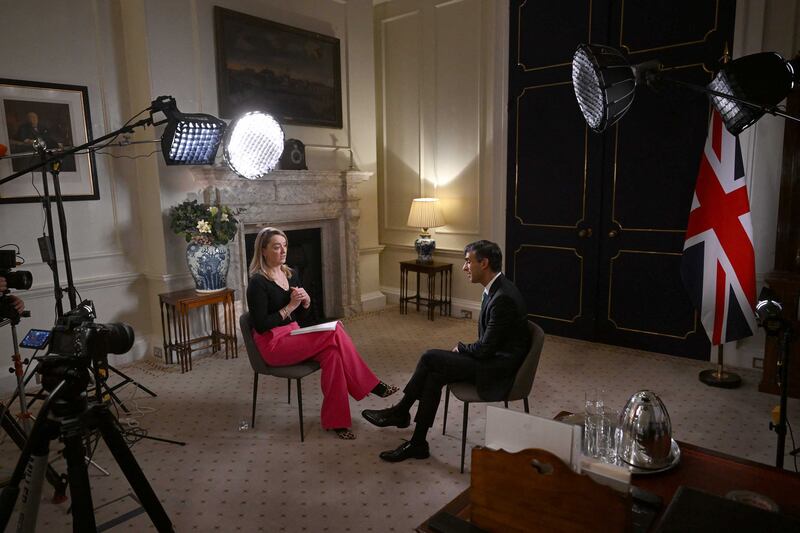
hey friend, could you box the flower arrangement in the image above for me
[169,199,243,246]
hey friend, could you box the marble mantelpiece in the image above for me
[191,167,371,318]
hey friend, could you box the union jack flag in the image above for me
[680,110,756,346]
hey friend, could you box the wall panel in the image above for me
[433,0,481,236]
[381,10,422,231]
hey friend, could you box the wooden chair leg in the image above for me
[523,397,530,413]
[461,402,469,474]
[442,385,450,435]
[297,378,305,442]
[251,373,259,429]
[287,379,292,404]
[504,401,509,408]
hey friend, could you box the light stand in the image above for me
[3,129,165,412]
[0,111,164,318]
[772,323,793,468]
[756,287,796,469]
[0,97,206,528]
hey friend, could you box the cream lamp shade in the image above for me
[407,198,445,263]
[407,198,446,234]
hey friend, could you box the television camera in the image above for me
[0,249,32,323]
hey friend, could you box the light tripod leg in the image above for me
[99,380,132,414]
[106,365,157,398]
[94,406,173,532]
[0,381,65,532]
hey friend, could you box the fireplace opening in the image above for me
[245,227,326,326]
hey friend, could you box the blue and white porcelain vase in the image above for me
[186,242,230,293]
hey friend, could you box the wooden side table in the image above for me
[158,288,238,373]
[400,260,453,321]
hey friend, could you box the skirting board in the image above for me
[361,291,387,312]
[380,286,480,319]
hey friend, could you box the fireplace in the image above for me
[245,227,326,325]
[190,167,371,318]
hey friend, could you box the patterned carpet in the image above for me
[1,306,798,531]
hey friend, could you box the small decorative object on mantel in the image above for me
[407,198,446,264]
[279,138,307,170]
[168,189,244,292]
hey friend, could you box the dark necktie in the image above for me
[481,291,488,315]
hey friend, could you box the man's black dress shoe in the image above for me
[379,440,430,462]
[361,407,411,428]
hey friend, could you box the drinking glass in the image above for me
[585,389,604,415]
[597,409,620,463]
[583,389,605,457]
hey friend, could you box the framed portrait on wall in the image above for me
[214,6,343,128]
[0,78,99,203]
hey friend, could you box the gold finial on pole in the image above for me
[721,42,731,64]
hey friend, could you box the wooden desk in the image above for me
[416,442,800,531]
[159,288,238,372]
[400,260,452,321]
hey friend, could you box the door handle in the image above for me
[608,229,618,238]
[578,228,593,238]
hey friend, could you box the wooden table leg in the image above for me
[428,272,435,321]
[179,303,191,372]
[223,294,239,359]
[415,271,421,312]
[447,269,452,315]
[400,266,405,314]
[159,300,169,363]
[439,270,444,317]
[211,303,220,354]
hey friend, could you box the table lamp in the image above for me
[407,197,445,263]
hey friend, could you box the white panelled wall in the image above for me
[375,0,508,318]
[0,0,379,395]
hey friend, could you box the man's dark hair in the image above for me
[464,240,502,272]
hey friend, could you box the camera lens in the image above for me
[104,322,135,354]
[4,270,33,291]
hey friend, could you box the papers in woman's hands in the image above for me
[289,320,340,336]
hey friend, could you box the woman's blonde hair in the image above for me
[248,227,293,280]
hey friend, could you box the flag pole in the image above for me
[699,344,742,388]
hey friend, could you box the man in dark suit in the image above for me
[362,240,530,462]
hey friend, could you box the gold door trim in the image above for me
[619,0,719,55]
[606,249,699,338]
[516,0,593,72]
[515,83,588,229]
[514,244,583,323]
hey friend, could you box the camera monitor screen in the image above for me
[19,328,51,350]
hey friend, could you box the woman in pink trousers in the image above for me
[246,227,397,439]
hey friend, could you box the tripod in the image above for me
[0,377,173,532]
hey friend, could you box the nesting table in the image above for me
[158,288,238,372]
[399,260,453,321]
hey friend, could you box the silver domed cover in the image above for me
[618,390,675,470]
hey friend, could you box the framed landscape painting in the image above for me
[0,78,99,203]
[214,6,343,128]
